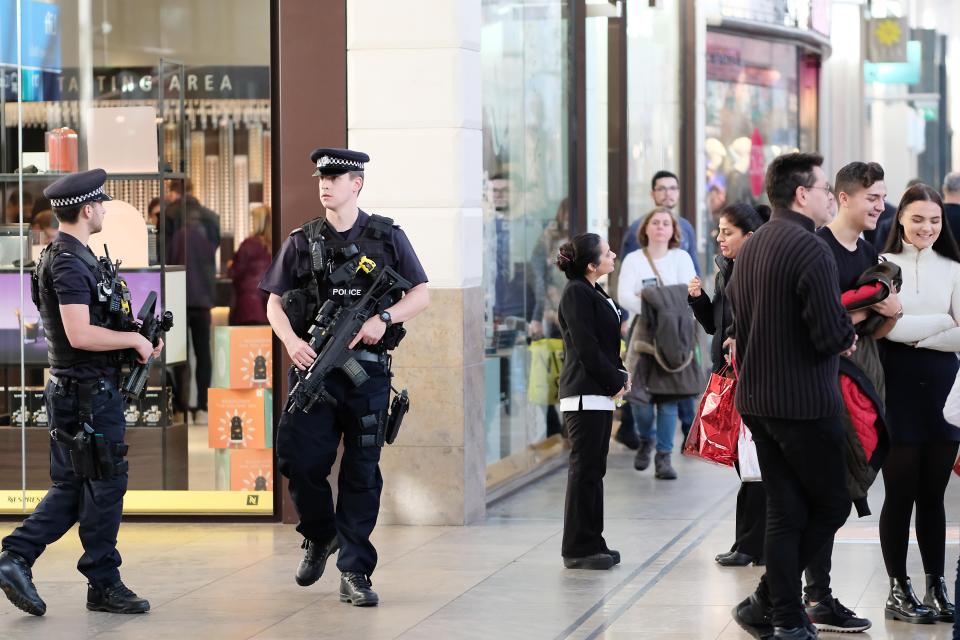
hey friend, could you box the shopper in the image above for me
[688,202,768,567]
[801,161,901,634]
[943,171,960,242]
[556,233,627,570]
[618,207,697,480]
[229,206,272,325]
[878,183,960,625]
[621,171,700,441]
[727,152,857,640]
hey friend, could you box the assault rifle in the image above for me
[121,291,174,399]
[286,264,411,414]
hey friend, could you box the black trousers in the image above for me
[276,363,389,575]
[562,409,612,558]
[879,441,960,580]
[732,481,767,559]
[2,379,127,586]
[186,307,212,411]
[743,414,852,629]
[803,536,835,603]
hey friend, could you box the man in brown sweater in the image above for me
[727,153,857,640]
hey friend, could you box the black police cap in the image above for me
[43,168,113,208]
[310,148,370,176]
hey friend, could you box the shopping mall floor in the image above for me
[1,446,957,640]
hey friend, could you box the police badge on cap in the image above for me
[43,168,114,208]
[310,148,370,177]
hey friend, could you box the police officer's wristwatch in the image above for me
[379,311,393,327]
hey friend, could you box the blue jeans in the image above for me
[954,551,959,639]
[678,396,695,439]
[631,400,679,453]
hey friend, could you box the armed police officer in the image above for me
[0,170,160,616]
[260,148,429,607]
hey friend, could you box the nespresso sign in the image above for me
[1,65,270,101]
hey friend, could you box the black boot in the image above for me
[339,572,379,607]
[884,577,936,624]
[922,574,955,622]
[562,552,616,570]
[0,550,45,616]
[731,593,774,639]
[772,627,816,640]
[86,580,150,614]
[296,535,340,587]
[634,439,654,470]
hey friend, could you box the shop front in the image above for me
[1,0,275,516]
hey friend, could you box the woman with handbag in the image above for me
[878,184,960,624]
[556,233,628,570]
[688,203,769,566]
[617,207,698,479]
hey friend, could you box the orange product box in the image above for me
[229,448,274,491]
[207,387,273,449]
[213,326,273,389]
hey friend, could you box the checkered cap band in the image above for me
[50,186,106,208]
[317,156,364,170]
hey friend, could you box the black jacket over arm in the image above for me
[727,208,856,419]
[557,278,627,399]
[689,255,734,374]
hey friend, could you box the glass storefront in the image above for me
[1,0,273,515]
[704,31,802,211]
[480,0,570,483]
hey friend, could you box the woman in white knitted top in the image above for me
[617,207,697,480]
[877,183,960,624]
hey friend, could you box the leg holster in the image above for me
[50,380,129,480]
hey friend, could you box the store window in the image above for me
[704,31,800,213]
[481,0,569,484]
[1,0,273,515]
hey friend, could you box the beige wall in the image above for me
[347,0,485,525]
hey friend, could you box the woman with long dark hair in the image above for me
[556,233,628,570]
[879,184,960,625]
[688,202,769,567]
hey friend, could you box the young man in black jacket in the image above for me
[727,153,858,640]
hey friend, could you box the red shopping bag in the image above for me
[682,367,740,467]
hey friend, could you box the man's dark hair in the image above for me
[834,162,884,198]
[490,172,508,182]
[651,170,679,190]
[765,152,823,209]
[883,183,960,262]
[52,203,85,224]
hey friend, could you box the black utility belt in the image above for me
[48,374,118,396]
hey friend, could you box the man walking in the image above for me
[728,153,857,640]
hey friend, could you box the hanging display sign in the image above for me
[1,65,270,102]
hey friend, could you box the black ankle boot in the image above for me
[884,577,936,624]
[922,574,955,622]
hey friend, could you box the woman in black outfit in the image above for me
[557,233,629,570]
[688,203,769,567]
[878,184,960,624]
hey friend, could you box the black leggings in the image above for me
[879,441,960,580]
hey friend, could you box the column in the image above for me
[347,0,485,524]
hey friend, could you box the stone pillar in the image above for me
[346,0,485,525]
[821,0,866,174]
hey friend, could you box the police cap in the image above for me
[310,148,369,177]
[43,168,113,208]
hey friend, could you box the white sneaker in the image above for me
[193,409,208,425]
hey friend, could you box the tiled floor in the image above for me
[1,445,957,639]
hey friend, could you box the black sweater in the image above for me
[689,255,734,374]
[557,278,627,399]
[727,208,856,419]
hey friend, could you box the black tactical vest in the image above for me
[32,241,123,370]
[283,213,404,344]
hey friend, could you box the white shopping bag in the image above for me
[737,422,762,482]
[944,370,960,428]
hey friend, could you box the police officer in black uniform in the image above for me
[260,148,429,606]
[0,170,159,616]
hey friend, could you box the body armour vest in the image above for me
[32,241,124,369]
[284,214,405,346]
